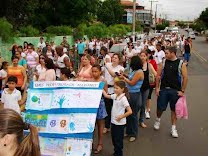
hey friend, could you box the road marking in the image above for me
[193,51,207,62]
[192,48,207,62]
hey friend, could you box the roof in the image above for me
[120,0,139,6]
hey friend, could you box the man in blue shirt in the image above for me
[77,39,86,58]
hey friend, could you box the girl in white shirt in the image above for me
[103,80,132,156]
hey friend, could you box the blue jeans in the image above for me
[184,53,191,62]
[126,92,142,137]
[111,124,125,156]
[139,89,149,123]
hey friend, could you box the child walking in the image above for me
[91,64,108,154]
[103,80,132,156]
[1,76,23,114]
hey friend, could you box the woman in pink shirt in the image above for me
[77,54,92,81]
[38,58,56,81]
[26,44,39,81]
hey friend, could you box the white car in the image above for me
[189,31,196,40]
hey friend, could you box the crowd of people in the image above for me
[0,33,189,156]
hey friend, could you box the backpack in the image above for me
[162,59,183,87]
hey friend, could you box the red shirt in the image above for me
[149,59,157,71]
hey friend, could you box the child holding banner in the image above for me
[103,81,132,156]
[91,64,108,154]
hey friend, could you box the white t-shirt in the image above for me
[0,69,7,87]
[125,48,137,59]
[148,45,156,52]
[37,42,46,49]
[104,63,124,94]
[1,88,21,114]
[111,93,130,125]
[134,46,142,54]
[153,50,165,64]
[56,54,70,78]
[88,41,95,50]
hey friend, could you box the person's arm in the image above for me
[105,65,117,77]
[0,91,5,108]
[35,54,39,65]
[21,67,27,90]
[155,63,163,96]
[22,59,27,69]
[178,63,188,96]
[123,71,143,86]
[102,90,111,99]
[116,106,132,122]
[64,57,71,69]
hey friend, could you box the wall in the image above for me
[0,36,74,63]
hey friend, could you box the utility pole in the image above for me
[132,0,136,42]
[149,0,158,26]
[155,4,161,32]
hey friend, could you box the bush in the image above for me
[109,24,130,37]
[46,26,73,36]
[0,18,14,42]
[156,24,166,30]
[19,25,40,37]
[85,23,109,39]
[73,23,88,39]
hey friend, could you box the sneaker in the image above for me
[154,120,160,130]
[171,129,179,138]
[145,111,150,119]
[129,137,136,142]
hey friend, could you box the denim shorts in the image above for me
[157,88,179,111]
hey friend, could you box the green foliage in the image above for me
[73,23,88,39]
[109,24,131,37]
[156,24,166,30]
[85,23,108,39]
[190,20,206,32]
[135,21,143,32]
[46,26,73,36]
[19,25,39,37]
[97,0,124,26]
[43,33,56,42]
[0,18,14,42]
[178,21,187,28]
[199,7,208,27]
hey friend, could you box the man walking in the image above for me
[154,46,188,138]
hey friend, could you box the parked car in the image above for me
[109,43,127,56]
[189,31,196,40]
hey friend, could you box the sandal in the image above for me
[103,128,110,134]
[94,144,103,154]
[140,123,147,128]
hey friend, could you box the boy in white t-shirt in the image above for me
[1,76,22,114]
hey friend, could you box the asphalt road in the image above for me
[93,36,208,156]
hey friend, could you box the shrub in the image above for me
[85,23,109,39]
[46,26,73,36]
[19,25,40,37]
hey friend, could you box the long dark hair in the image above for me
[114,80,130,99]
[0,109,40,156]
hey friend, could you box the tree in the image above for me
[199,7,208,27]
[156,24,166,30]
[97,0,124,26]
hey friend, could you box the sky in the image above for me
[136,0,208,21]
